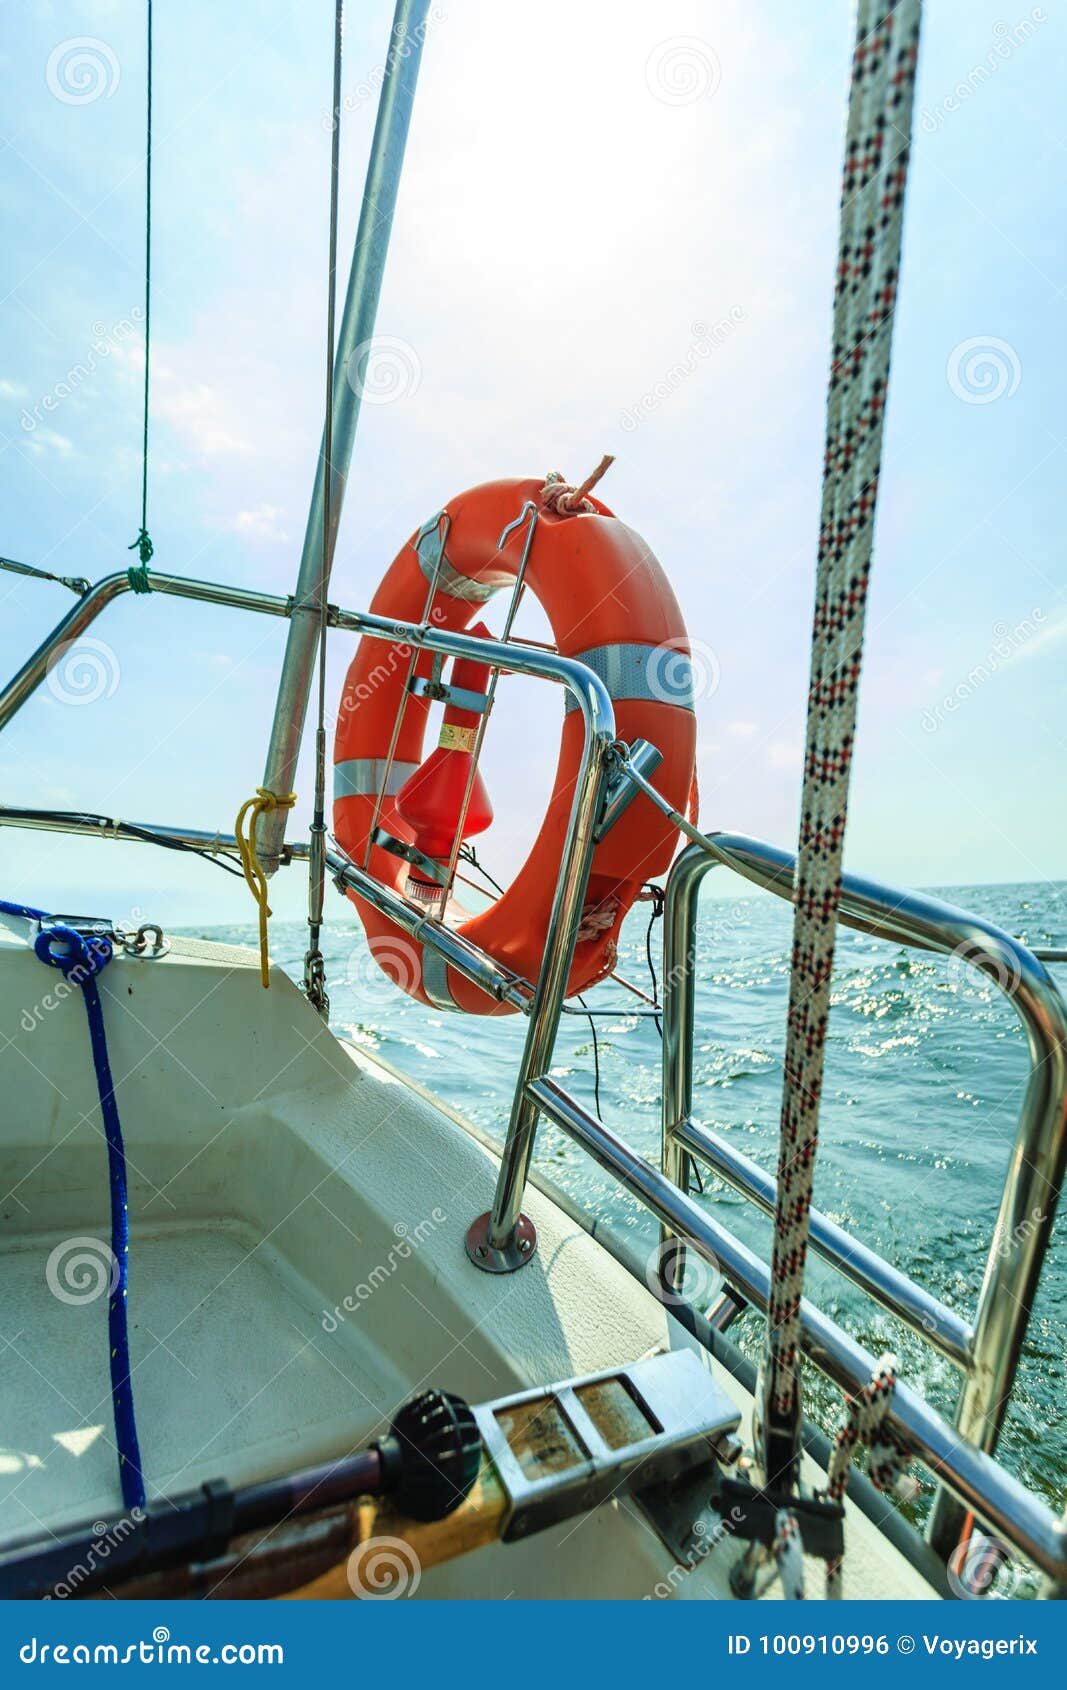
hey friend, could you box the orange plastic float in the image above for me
[333,474,696,1014]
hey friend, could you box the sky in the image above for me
[1,0,1064,926]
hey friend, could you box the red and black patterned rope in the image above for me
[762,0,923,1570]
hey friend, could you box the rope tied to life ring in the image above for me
[540,453,615,516]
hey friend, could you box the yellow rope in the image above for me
[235,788,297,988]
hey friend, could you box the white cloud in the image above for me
[229,504,290,542]
[112,341,252,457]
[0,379,28,399]
[24,428,72,455]
[152,368,251,456]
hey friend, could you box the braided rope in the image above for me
[235,788,297,988]
[127,529,154,593]
[1,901,146,1509]
[540,454,614,516]
[825,1352,918,1596]
[758,1,922,1598]
[128,1,155,580]
[765,0,921,1449]
[773,1507,807,1600]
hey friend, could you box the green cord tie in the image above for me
[127,528,154,593]
[128,2,155,600]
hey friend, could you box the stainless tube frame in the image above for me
[0,807,527,1008]
[0,571,292,734]
[471,716,612,1263]
[0,811,306,865]
[529,1072,1067,1584]
[660,834,1067,1557]
[326,846,532,1014]
[672,1114,974,1371]
[331,604,619,1224]
[256,0,431,877]
[1,569,615,1275]
[462,637,616,1270]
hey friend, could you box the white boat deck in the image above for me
[0,1219,407,1544]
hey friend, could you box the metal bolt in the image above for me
[711,1431,744,1467]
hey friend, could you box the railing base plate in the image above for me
[465,1211,537,1274]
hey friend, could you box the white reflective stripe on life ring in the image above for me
[334,758,420,800]
[416,522,501,604]
[421,947,460,1011]
[562,644,696,713]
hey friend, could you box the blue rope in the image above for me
[1,899,145,1510]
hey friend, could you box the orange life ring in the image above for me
[333,475,696,1015]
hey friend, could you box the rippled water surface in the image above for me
[192,878,1067,1513]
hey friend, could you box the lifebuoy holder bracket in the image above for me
[371,827,451,888]
[594,738,663,845]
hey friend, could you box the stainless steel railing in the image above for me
[0,570,293,732]
[0,559,615,1279]
[527,1072,1065,1579]
[659,834,1067,1560]
[2,565,1065,1584]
